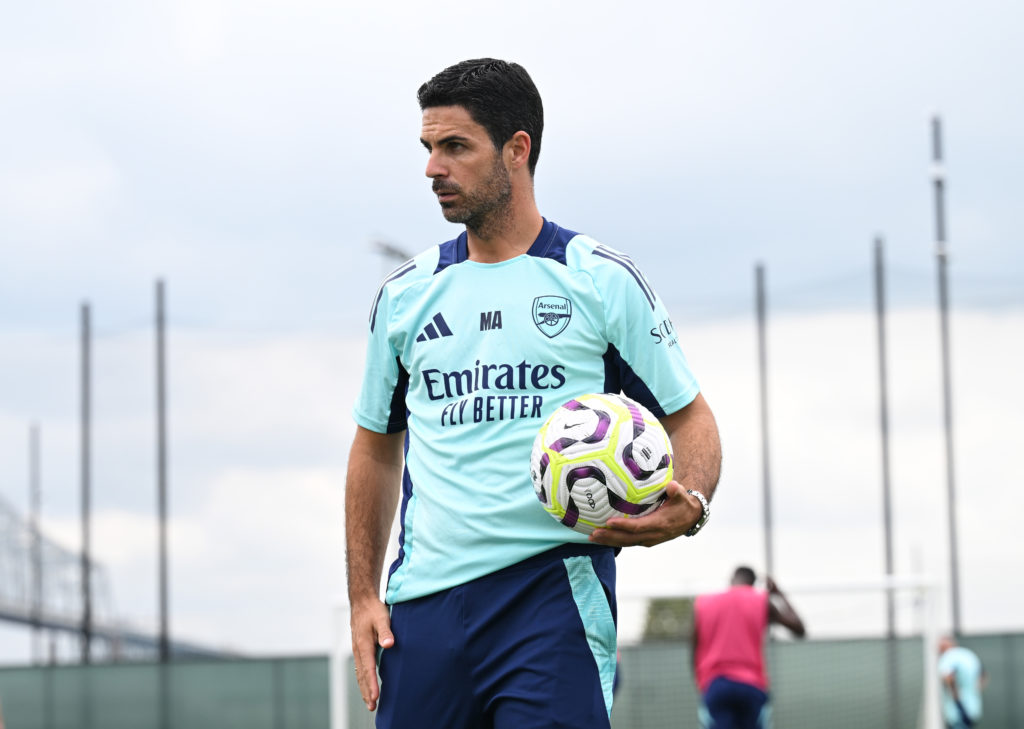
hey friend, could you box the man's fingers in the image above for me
[590,519,671,547]
[353,644,380,711]
[588,484,693,547]
[351,602,394,712]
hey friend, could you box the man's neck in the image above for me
[465,194,544,264]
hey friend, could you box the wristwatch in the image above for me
[684,489,710,537]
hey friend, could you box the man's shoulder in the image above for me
[939,647,979,673]
[699,586,768,611]
[367,245,446,333]
[954,647,982,667]
[696,588,732,608]
[375,245,444,291]
[556,229,658,294]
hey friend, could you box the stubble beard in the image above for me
[438,156,513,240]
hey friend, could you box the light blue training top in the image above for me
[938,646,984,725]
[353,219,700,604]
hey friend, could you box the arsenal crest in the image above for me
[533,296,572,338]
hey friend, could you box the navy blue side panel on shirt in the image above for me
[603,344,666,417]
[387,442,416,584]
[386,358,410,433]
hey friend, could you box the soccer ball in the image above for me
[530,393,673,535]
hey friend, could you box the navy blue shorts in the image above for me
[700,677,771,729]
[376,543,618,729]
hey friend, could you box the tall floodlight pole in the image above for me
[874,238,896,637]
[874,238,900,729]
[80,302,93,663]
[156,279,170,664]
[932,116,961,636]
[755,263,774,578]
[30,423,43,664]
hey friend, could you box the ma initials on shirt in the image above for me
[480,310,503,331]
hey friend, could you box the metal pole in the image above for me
[30,423,43,664]
[874,238,896,637]
[874,237,899,729]
[156,279,170,664]
[931,115,961,635]
[80,302,93,664]
[755,263,774,578]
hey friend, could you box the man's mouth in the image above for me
[433,182,459,202]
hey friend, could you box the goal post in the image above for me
[329,601,350,729]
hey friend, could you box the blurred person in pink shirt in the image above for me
[692,566,805,729]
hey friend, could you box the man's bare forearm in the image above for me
[665,393,721,502]
[345,427,404,604]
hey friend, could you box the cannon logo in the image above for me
[533,296,572,338]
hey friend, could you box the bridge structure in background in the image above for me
[0,492,224,663]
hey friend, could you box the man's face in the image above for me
[420,105,511,228]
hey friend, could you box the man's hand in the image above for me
[589,482,703,547]
[350,597,395,712]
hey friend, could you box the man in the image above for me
[938,636,985,728]
[345,58,721,729]
[692,566,805,729]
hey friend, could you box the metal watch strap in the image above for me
[684,489,710,537]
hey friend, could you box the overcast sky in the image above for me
[1,0,1022,660]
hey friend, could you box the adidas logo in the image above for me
[416,313,454,342]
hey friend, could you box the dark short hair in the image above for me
[733,566,756,585]
[418,58,544,175]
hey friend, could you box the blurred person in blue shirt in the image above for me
[938,636,986,728]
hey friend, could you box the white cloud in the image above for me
[0,157,119,237]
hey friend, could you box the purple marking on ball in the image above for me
[550,437,577,453]
[566,465,606,488]
[609,491,666,516]
[561,500,580,527]
[627,402,646,439]
[564,399,584,411]
[582,409,612,444]
[607,490,649,515]
[621,444,649,480]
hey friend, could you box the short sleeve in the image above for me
[589,245,700,417]
[352,282,409,433]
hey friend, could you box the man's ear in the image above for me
[504,131,532,171]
